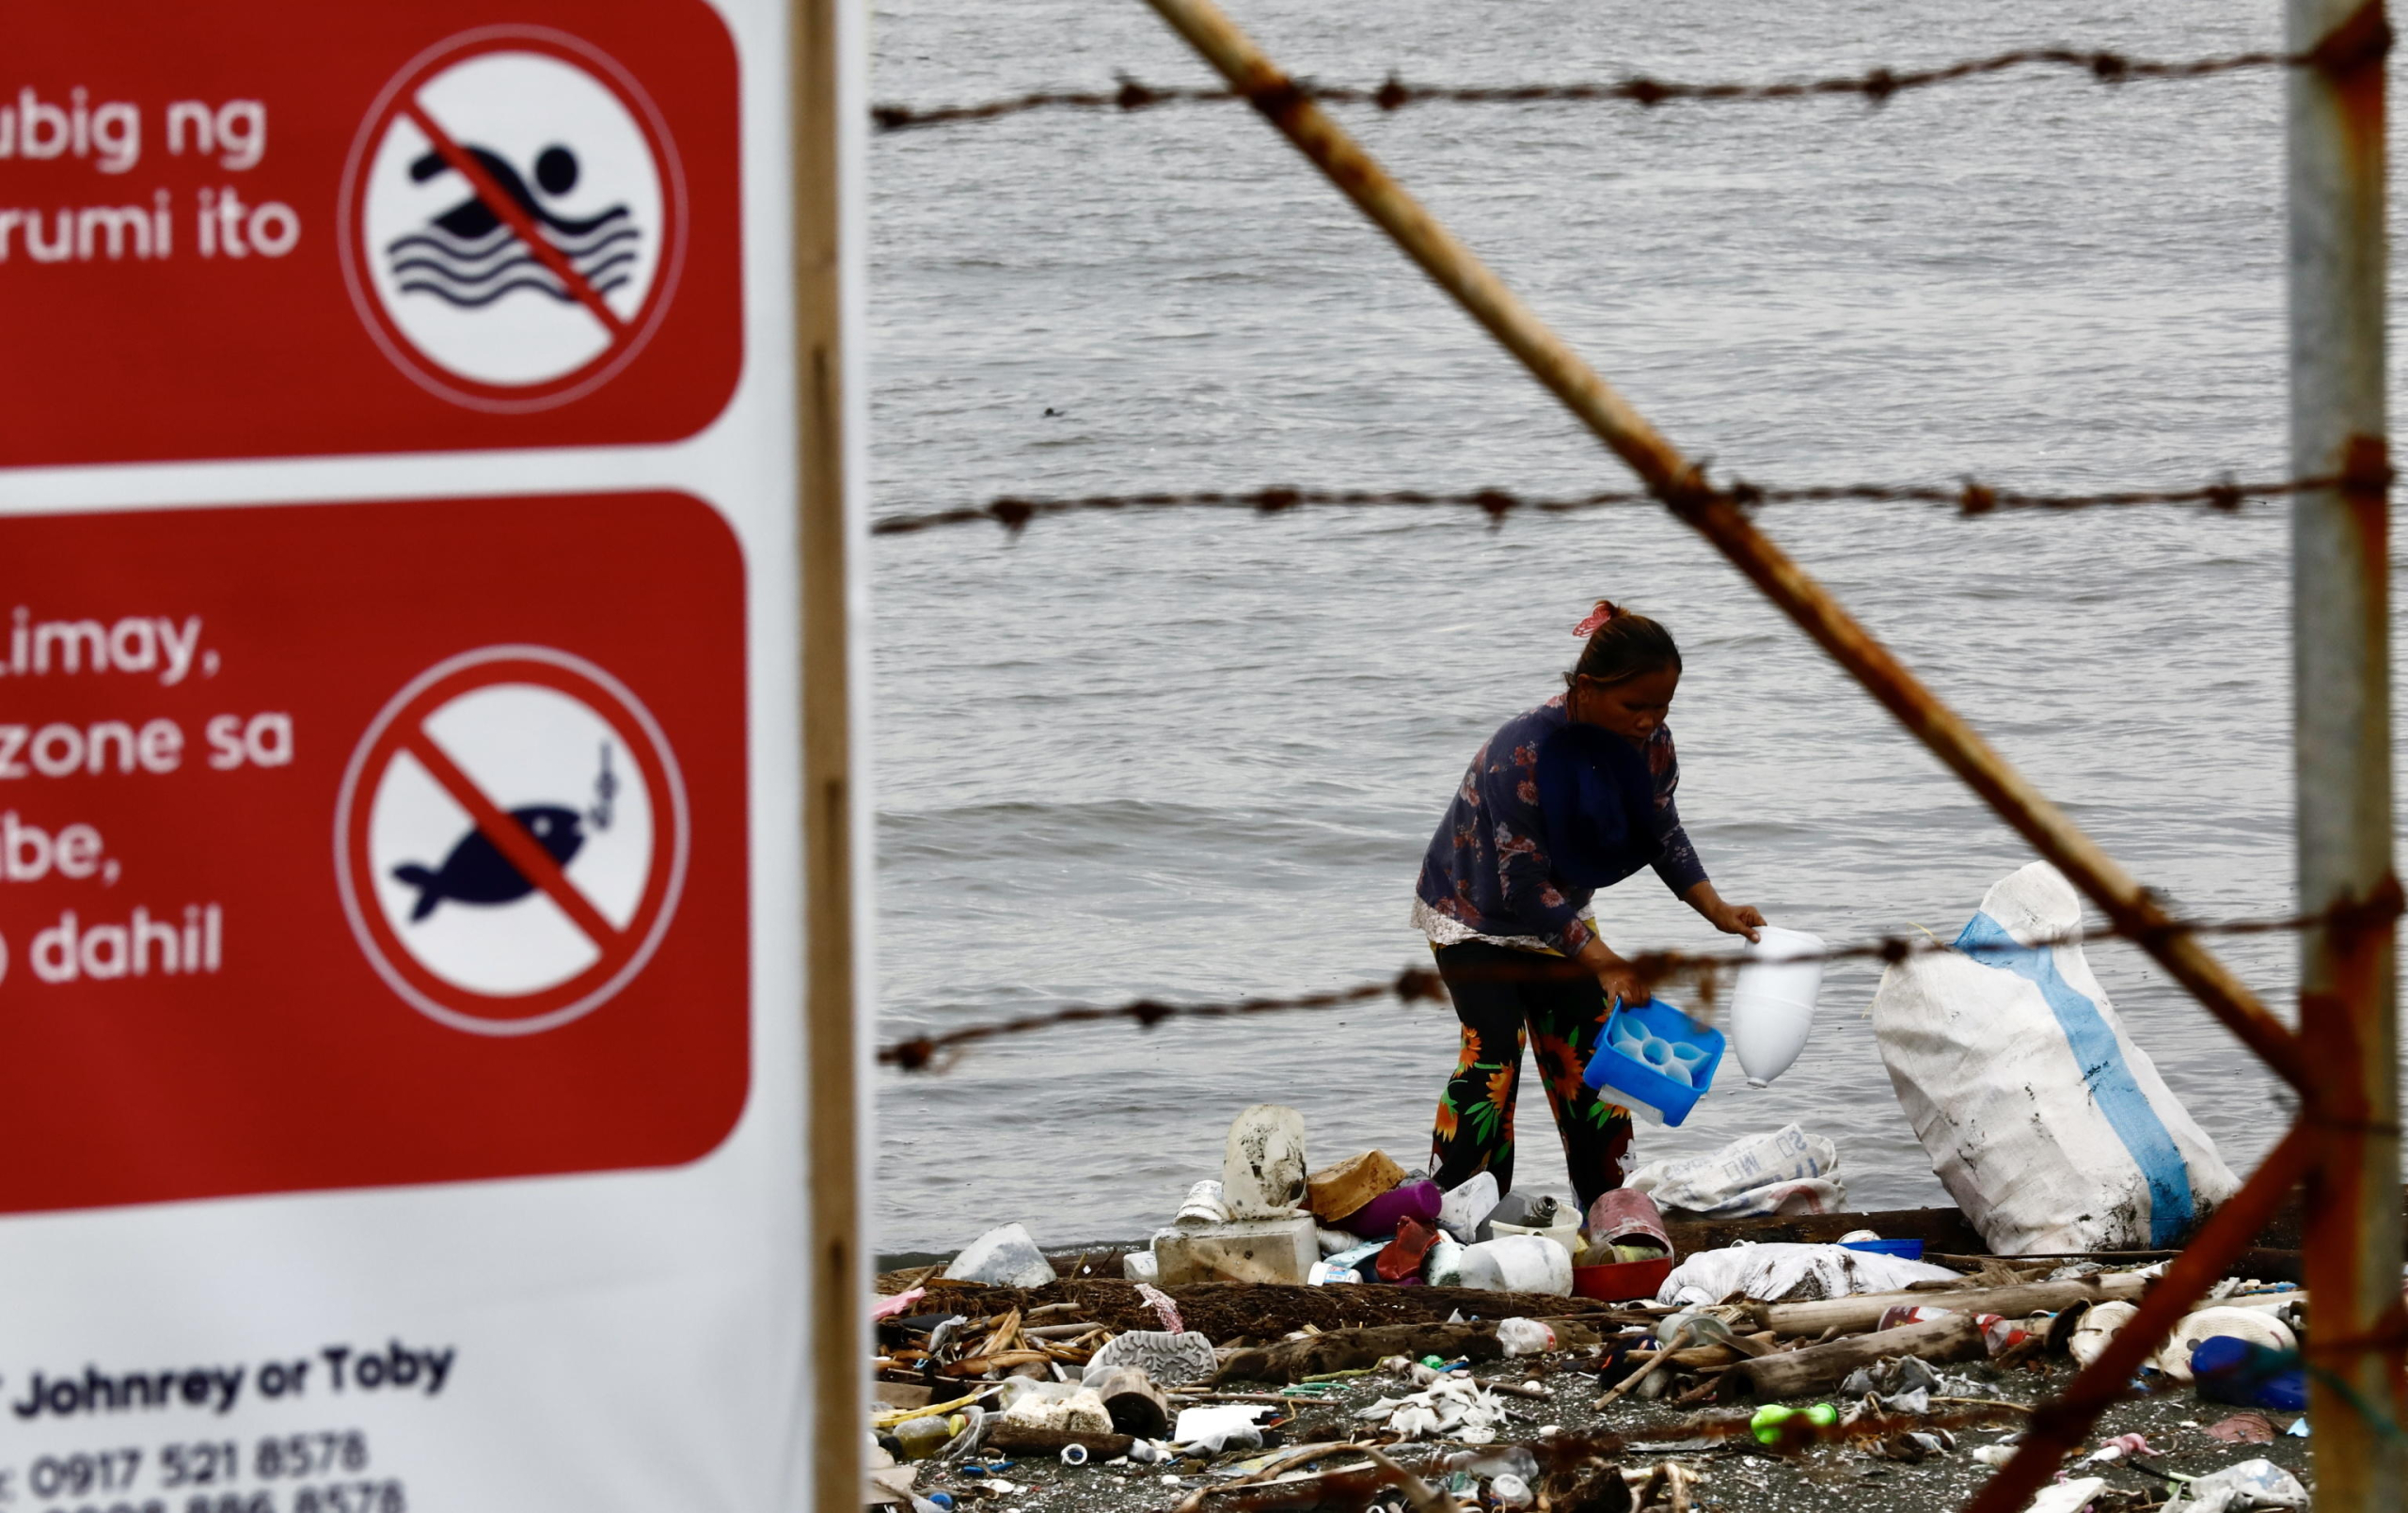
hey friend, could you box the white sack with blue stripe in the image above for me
[1871,860,2240,1255]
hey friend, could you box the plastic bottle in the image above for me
[895,1415,954,1460]
[1497,1317,1558,1357]
[1728,925,1826,1087]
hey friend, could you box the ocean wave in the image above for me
[396,265,636,309]
[390,244,638,290]
[384,205,640,307]
[387,210,636,266]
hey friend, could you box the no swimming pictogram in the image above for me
[334,644,691,1036]
[337,26,689,413]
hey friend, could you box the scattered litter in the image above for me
[2204,1412,2277,1443]
[1086,1330,1217,1387]
[2081,1431,2152,1463]
[2067,1300,2138,1369]
[2166,1458,2309,1513]
[1496,1318,1557,1357]
[1221,1104,1308,1219]
[1437,1172,1500,1242]
[1133,1284,1185,1333]
[2157,1307,2298,1381]
[2023,1477,2107,1513]
[1656,1240,1956,1305]
[1171,1405,1272,1455]
[944,1225,1056,1289]
[1627,1124,1845,1218]
[1175,1180,1233,1229]
[874,1093,2286,1513]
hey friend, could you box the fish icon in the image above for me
[392,806,587,922]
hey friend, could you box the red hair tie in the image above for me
[1572,603,1617,638]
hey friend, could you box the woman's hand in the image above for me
[1576,935,1652,1007]
[1684,881,1766,943]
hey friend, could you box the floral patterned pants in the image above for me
[1428,941,1634,1214]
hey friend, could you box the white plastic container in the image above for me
[1469,1234,1573,1296]
[1486,1217,1583,1262]
[1728,925,1826,1088]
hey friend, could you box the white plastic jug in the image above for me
[1728,925,1825,1088]
[1469,1234,1573,1295]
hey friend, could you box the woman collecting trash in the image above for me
[1414,600,1766,1210]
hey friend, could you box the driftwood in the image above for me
[1214,1318,1601,1385]
[1749,1272,2151,1337]
[982,1423,1136,1458]
[1721,1314,1984,1400]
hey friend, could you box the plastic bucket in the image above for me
[1572,1256,1672,1301]
[1582,998,1724,1126]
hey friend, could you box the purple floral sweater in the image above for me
[1414,694,1707,956]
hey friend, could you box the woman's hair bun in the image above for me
[1572,600,1621,638]
[1566,601,1681,689]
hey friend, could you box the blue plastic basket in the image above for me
[1583,998,1725,1127]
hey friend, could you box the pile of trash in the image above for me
[869,1102,2313,1513]
[869,865,2313,1512]
[1113,1105,1849,1297]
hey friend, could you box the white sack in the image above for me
[1872,861,2240,1254]
[1625,1124,1846,1217]
[1655,1241,1958,1306]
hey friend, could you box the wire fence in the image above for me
[878,884,2405,1070]
[870,472,2364,538]
[872,39,2359,132]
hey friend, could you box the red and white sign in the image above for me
[0,0,741,465]
[337,645,691,1034]
[0,493,750,1213]
[0,1,843,1506]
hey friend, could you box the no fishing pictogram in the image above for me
[335,645,691,1036]
[338,25,690,413]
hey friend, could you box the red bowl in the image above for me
[1572,1256,1672,1301]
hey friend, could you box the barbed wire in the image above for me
[870,37,2369,133]
[877,882,2403,1071]
[869,472,2360,538]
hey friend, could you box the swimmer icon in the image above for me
[335,647,688,1036]
[340,27,689,412]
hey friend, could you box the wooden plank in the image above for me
[1751,1272,2150,1337]
[1724,1314,1985,1400]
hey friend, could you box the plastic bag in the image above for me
[1624,1124,1845,1218]
[2170,1458,2308,1513]
[1655,1241,1958,1306]
[1871,862,2240,1253]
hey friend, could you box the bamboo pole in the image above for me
[792,0,870,1506]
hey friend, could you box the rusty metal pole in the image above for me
[2288,0,2403,1500]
